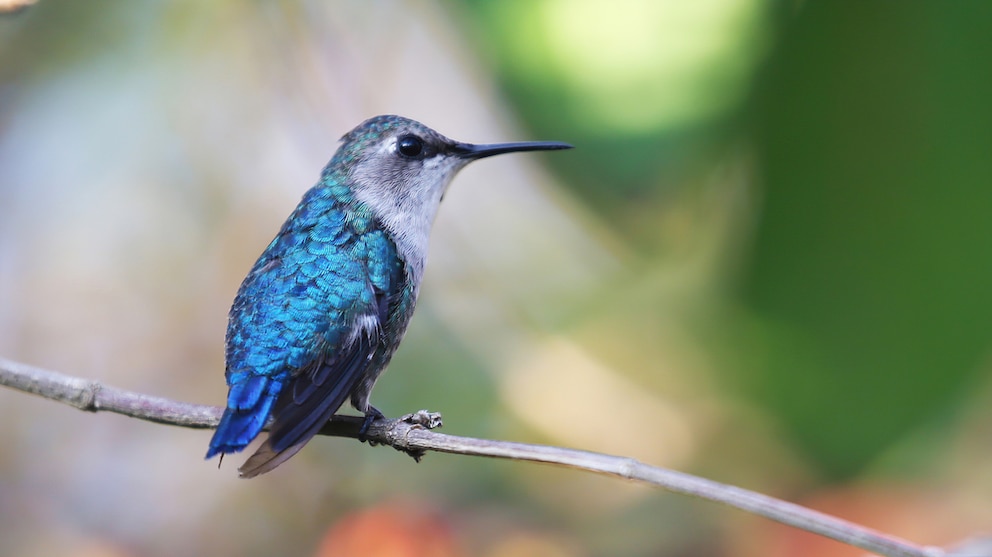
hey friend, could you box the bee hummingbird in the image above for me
[206,115,571,477]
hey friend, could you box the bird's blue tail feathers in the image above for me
[206,373,283,459]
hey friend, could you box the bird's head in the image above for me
[325,115,571,278]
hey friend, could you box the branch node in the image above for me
[617,457,639,480]
[399,409,443,430]
[77,380,101,412]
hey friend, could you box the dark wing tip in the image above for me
[238,439,309,479]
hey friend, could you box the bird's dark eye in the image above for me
[397,135,424,158]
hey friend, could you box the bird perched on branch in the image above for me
[206,115,571,477]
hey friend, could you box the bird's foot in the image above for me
[358,406,385,444]
[399,409,443,430]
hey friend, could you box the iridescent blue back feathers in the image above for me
[207,115,571,477]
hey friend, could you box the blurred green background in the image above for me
[2,1,991,556]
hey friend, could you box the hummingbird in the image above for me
[206,115,571,477]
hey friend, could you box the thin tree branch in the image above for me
[0,356,948,557]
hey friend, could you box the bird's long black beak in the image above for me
[451,140,573,160]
